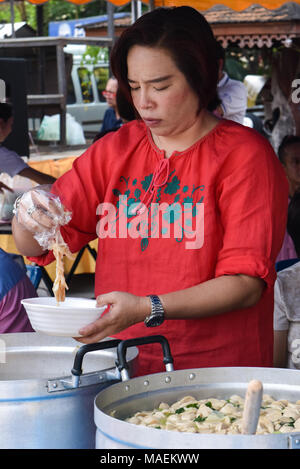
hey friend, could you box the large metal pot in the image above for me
[94,336,300,450]
[0,332,138,449]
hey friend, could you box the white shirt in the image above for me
[0,145,28,177]
[217,72,248,124]
[273,261,300,369]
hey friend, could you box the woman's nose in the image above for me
[139,89,153,109]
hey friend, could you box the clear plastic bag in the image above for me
[0,172,35,222]
[14,188,72,249]
[0,189,19,221]
[15,188,74,303]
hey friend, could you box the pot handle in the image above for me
[71,339,121,387]
[116,335,174,381]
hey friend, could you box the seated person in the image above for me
[214,42,248,125]
[100,77,123,134]
[273,189,300,368]
[0,103,56,185]
[0,248,36,333]
[276,135,300,262]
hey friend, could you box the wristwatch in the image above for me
[144,295,165,327]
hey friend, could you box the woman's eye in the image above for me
[129,86,140,92]
[154,86,169,91]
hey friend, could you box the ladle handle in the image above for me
[117,335,174,381]
[242,379,263,434]
[71,339,121,378]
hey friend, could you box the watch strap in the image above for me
[144,295,165,327]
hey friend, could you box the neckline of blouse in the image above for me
[144,118,225,160]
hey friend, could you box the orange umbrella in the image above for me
[1,0,299,8]
[0,0,137,8]
[0,0,97,4]
[0,0,134,5]
[154,0,300,10]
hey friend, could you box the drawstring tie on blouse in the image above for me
[132,158,170,215]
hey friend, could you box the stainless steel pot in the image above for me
[94,336,300,450]
[0,332,138,449]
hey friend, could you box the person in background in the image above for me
[0,248,35,333]
[0,103,56,186]
[93,88,136,142]
[276,135,300,263]
[214,42,248,125]
[278,135,300,198]
[274,189,300,368]
[100,77,123,134]
[12,7,288,376]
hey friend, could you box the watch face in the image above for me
[146,314,164,327]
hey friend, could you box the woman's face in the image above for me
[104,78,118,108]
[127,45,200,139]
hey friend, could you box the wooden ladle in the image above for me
[241,379,263,434]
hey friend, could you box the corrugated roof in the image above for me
[202,2,300,24]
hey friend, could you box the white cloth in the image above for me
[273,261,300,369]
[0,145,28,177]
[217,72,248,124]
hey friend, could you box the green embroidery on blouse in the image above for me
[110,171,205,251]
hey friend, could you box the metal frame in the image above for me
[0,36,113,145]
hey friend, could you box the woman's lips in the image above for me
[143,118,161,127]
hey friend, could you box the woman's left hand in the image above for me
[76,291,149,343]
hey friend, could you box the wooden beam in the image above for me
[0,36,113,48]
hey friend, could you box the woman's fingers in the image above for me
[77,316,114,343]
[76,292,148,344]
[16,189,66,233]
[18,202,56,231]
[31,190,63,216]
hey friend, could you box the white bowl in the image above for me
[21,297,107,337]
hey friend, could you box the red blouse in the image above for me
[29,119,289,376]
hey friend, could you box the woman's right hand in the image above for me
[14,187,65,234]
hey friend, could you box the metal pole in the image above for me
[106,1,115,78]
[106,1,115,42]
[56,42,67,146]
[137,1,142,18]
[36,4,44,36]
[9,0,15,38]
[148,0,155,11]
[131,0,138,23]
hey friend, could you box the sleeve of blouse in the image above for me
[273,278,289,331]
[214,134,289,290]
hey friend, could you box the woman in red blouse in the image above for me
[12,7,288,376]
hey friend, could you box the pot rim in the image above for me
[94,366,300,448]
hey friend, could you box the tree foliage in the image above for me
[0,0,114,34]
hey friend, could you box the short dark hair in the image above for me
[287,189,300,257]
[110,6,220,113]
[278,135,300,165]
[0,102,12,122]
[116,88,136,122]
